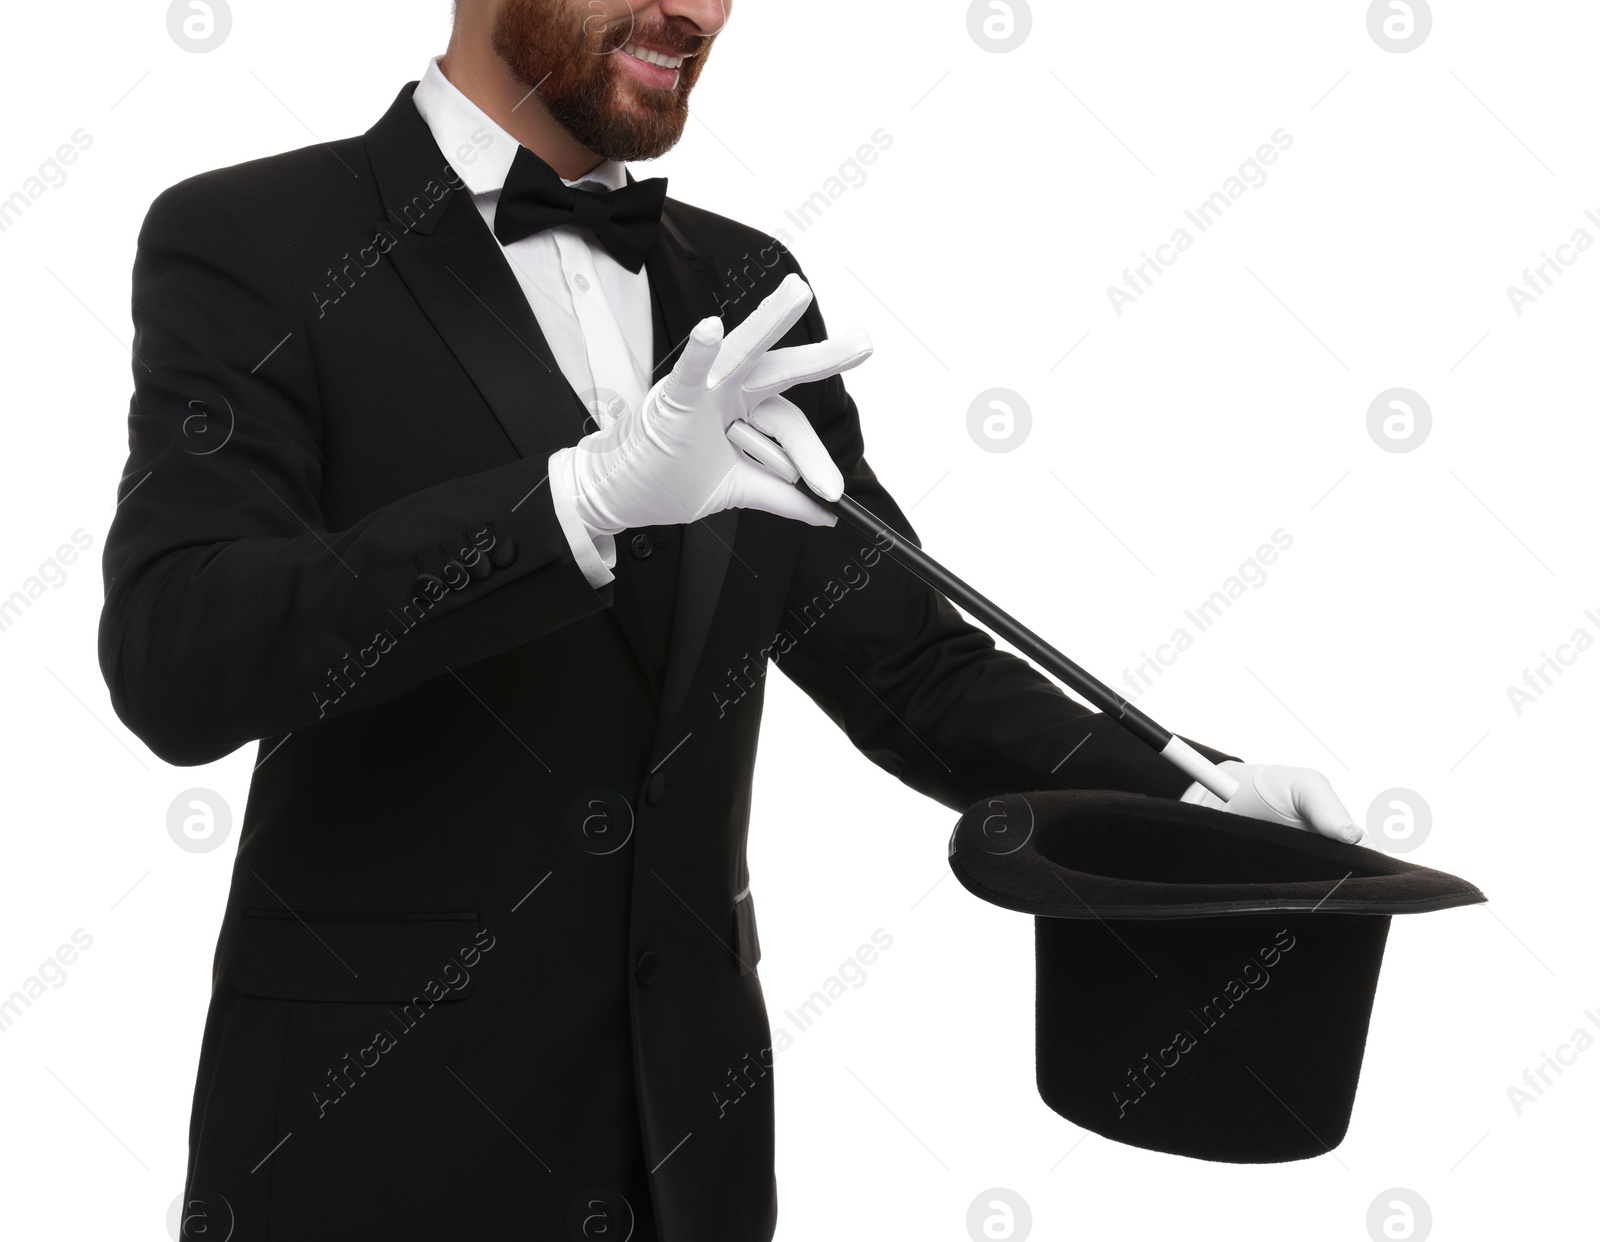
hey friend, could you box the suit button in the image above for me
[489,538,517,569]
[630,533,654,560]
[413,572,446,598]
[646,772,666,804]
[634,950,658,986]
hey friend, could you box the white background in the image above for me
[0,1,1595,1239]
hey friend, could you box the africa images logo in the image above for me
[1111,928,1296,1117]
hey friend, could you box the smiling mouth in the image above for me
[621,42,691,70]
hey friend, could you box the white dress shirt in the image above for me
[413,56,648,588]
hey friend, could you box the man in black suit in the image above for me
[102,2,1359,1238]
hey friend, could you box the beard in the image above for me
[491,0,714,161]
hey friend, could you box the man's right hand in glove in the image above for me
[549,272,872,550]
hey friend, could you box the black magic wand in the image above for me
[726,420,1241,802]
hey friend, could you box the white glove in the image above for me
[553,272,871,535]
[1182,761,1363,844]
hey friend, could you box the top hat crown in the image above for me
[948,789,1485,1162]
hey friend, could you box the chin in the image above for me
[597,92,689,160]
[611,73,679,115]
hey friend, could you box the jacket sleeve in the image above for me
[770,260,1235,813]
[99,175,607,766]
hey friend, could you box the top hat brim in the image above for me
[949,789,1486,920]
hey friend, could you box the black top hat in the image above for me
[948,788,1485,1163]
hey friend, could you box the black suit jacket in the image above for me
[101,85,1228,1242]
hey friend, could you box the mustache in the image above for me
[590,15,711,58]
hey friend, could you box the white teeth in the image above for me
[623,43,685,70]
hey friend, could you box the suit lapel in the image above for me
[364,85,585,465]
[365,89,739,717]
[659,507,738,722]
[365,87,672,681]
[648,208,740,724]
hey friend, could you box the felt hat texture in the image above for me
[948,788,1486,1163]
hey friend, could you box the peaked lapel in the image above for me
[364,87,740,716]
[363,86,672,675]
[365,86,586,465]
[648,207,740,723]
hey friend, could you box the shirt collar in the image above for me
[411,56,628,196]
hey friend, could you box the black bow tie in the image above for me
[492,146,667,273]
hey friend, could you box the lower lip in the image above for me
[615,49,681,91]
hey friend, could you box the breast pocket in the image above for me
[229,910,484,1003]
[732,889,761,977]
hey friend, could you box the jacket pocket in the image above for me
[732,889,761,977]
[230,910,484,1003]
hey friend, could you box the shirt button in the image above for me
[573,273,591,293]
[646,772,666,804]
[607,396,627,417]
[630,533,654,560]
[634,950,658,986]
